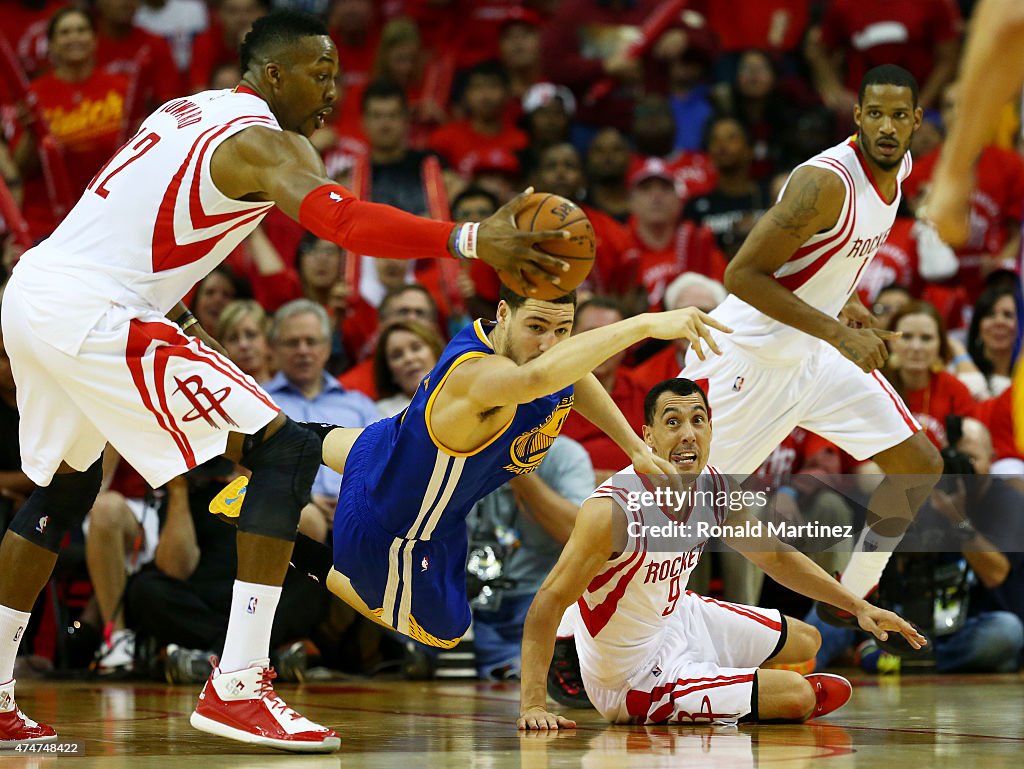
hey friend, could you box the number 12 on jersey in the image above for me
[88,131,161,199]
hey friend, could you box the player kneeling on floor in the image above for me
[517,378,926,729]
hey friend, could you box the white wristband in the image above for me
[456,222,480,260]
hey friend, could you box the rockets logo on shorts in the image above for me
[174,375,238,429]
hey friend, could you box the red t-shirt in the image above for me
[22,69,130,238]
[856,216,919,305]
[899,371,977,448]
[0,1,64,78]
[95,26,183,119]
[616,218,727,310]
[629,344,684,394]
[582,203,632,294]
[429,119,528,177]
[188,23,237,92]
[819,0,961,93]
[560,367,647,474]
[696,0,810,54]
[338,356,377,400]
[975,387,1021,461]
[903,145,1024,300]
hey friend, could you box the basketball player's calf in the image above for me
[819,432,943,648]
[756,618,849,721]
[188,415,340,753]
[0,458,103,744]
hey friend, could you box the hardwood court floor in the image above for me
[5,673,1022,768]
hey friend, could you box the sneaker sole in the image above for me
[0,734,58,747]
[189,711,341,753]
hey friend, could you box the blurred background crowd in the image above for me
[0,0,1022,687]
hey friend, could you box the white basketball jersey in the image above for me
[12,89,281,355]
[712,138,912,360]
[573,464,730,688]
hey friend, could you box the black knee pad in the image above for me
[238,418,321,541]
[9,459,103,553]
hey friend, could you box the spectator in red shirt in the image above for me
[188,0,266,93]
[93,0,184,120]
[806,0,961,114]
[14,7,131,240]
[630,95,717,203]
[585,126,632,223]
[618,157,726,313]
[694,0,809,77]
[559,296,647,482]
[966,283,1018,399]
[630,271,726,392]
[450,186,503,321]
[530,142,631,297]
[1,0,66,79]
[882,301,978,448]
[974,386,1024,473]
[903,83,1024,305]
[429,60,528,177]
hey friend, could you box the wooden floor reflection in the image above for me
[6,673,1023,768]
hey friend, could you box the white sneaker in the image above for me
[97,629,135,674]
[190,658,340,753]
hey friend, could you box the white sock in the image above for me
[0,604,31,683]
[219,581,281,673]
[839,527,905,598]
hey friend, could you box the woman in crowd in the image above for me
[966,283,1019,399]
[190,265,249,336]
[373,320,444,417]
[217,300,273,384]
[882,301,978,448]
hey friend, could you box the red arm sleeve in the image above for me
[298,184,457,260]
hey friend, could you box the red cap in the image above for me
[628,157,675,189]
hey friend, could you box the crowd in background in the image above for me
[0,0,1022,684]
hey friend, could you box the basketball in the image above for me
[499,192,595,300]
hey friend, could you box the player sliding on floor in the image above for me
[212,287,730,649]
[516,378,926,729]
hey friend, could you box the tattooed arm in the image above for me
[724,166,896,372]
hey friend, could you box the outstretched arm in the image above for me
[722,505,926,649]
[724,165,897,372]
[927,0,1024,245]
[211,127,569,292]
[447,308,729,411]
[518,497,618,729]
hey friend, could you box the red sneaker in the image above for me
[0,679,57,746]
[189,659,340,753]
[805,673,852,719]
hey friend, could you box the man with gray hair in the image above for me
[630,272,727,391]
[265,299,379,542]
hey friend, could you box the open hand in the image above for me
[517,706,577,730]
[856,604,928,650]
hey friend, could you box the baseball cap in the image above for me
[522,82,577,117]
[628,157,675,189]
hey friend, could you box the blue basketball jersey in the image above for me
[347,318,574,541]
[331,319,575,646]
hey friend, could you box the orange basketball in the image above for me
[499,192,595,300]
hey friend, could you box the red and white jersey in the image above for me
[711,138,911,360]
[12,88,280,355]
[573,464,731,688]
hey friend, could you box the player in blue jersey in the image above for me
[212,286,730,647]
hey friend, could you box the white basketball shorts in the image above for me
[585,592,785,725]
[2,283,279,487]
[680,337,920,475]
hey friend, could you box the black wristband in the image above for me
[173,309,195,326]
